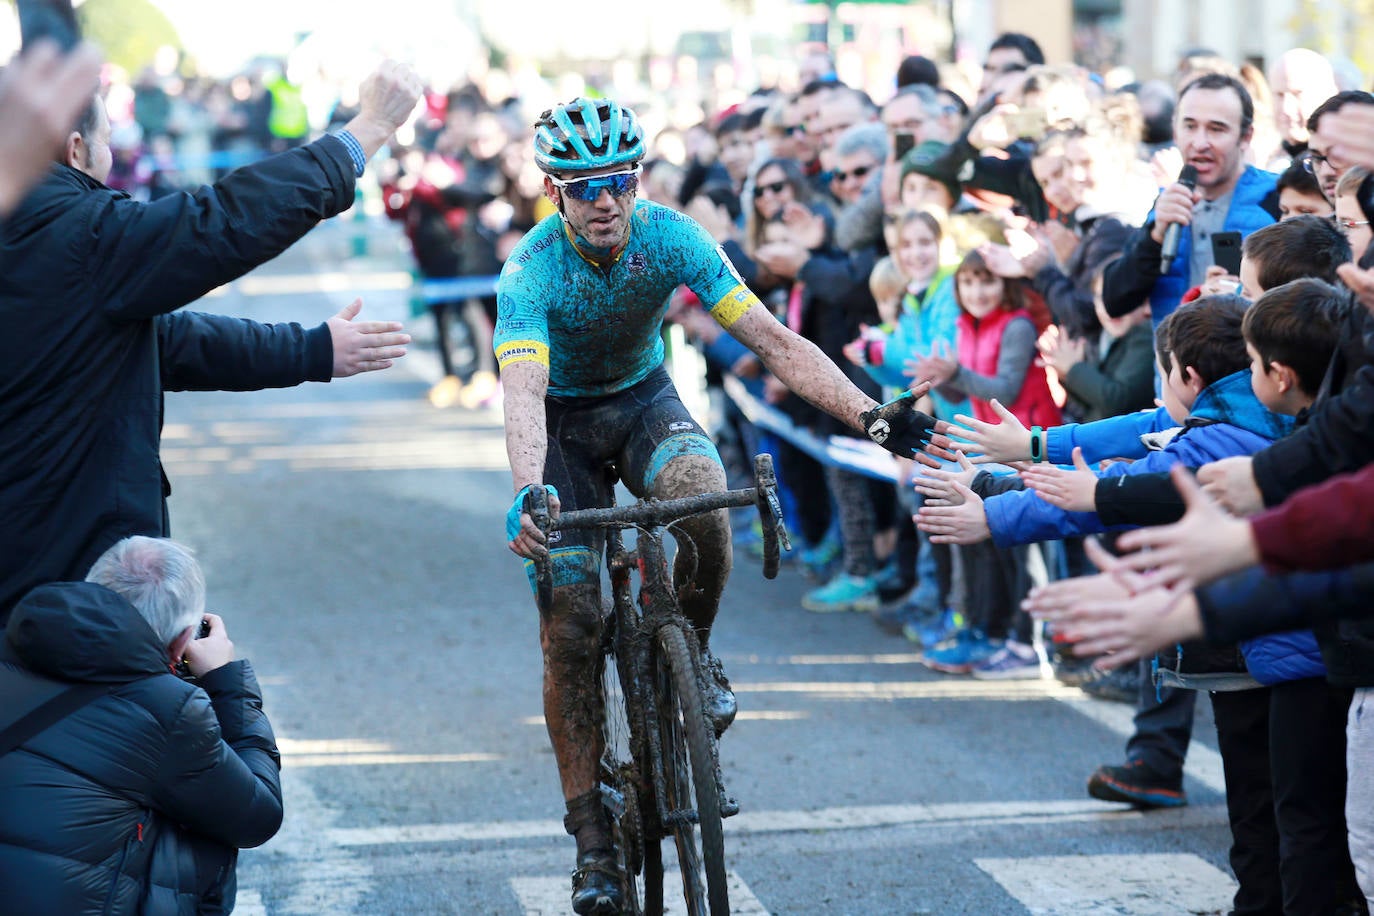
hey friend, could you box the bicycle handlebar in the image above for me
[524,454,791,606]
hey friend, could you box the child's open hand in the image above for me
[912,451,978,506]
[915,479,989,544]
[1022,447,1099,512]
[1113,464,1258,589]
[928,398,1032,464]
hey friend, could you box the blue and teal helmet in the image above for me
[533,98,645,174]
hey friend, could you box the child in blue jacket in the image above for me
[921,286,1360,913]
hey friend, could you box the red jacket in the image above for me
[956,306,1061,427]
[1250,461,1374,573]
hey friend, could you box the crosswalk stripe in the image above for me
[975,853,1236,914]
[511,870,770,915]
[326,798,1225,848]
[233,889,267,916]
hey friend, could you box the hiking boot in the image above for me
[903,607,965,649]
[802,574,879,613]
[921,629,1000,675]
[971,640,1042,680]
[1087,760,1187,809]
[700,652,737,735]
[570,851,624,915]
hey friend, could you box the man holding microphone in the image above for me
[1101,72,1279,329]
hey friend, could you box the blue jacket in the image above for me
[1101,165,1277,328]
[986,371,1322,683]
[1045,405,1174,465]
[1147,166,1277,326]
[863,272,972,420]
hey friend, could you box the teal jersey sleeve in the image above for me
[494,201,761,398]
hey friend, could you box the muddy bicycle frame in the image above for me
[526,454,789,916]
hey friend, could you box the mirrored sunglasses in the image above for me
[550,167,642,201]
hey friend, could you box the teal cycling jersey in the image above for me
[494,199,760,398]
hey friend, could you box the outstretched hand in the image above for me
[1022,447,1099,512]
[345,60,425,160]
[914,478,989,544]
[329,298,410,377]
[1196,455,1264,517]
[1025,536,1202,669]
[1060,585,1202,669]
[912,450,978,506]
[861,382,939,459]
[1113,464,1259,588]
[930,398,1032,464]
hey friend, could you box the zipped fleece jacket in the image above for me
[0,137,356,622]
[0,582,281,915]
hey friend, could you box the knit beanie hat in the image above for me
[899,141,962,203]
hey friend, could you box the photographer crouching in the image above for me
[0,536,281,915]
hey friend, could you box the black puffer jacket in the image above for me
[0,583,282,915]
[0,137,355,621]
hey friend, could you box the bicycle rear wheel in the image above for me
[654,624,729,916]
[602,632,663,914]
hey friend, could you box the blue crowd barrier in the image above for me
[144,148,268,173]
[722,376,898,483]
[419,276,501,302]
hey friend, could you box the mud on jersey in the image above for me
[494,199,759,398]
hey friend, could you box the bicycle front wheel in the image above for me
[602,638,663,914]
[654,624,729,916]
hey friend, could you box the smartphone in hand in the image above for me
[18,0,80,52]
[1212,231,1243,277]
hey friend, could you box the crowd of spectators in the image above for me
[8,19,1374,913]
[527,32,1374,916]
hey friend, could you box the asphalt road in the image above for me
[162,219,1240,915]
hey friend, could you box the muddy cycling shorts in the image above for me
[526,365,722,592]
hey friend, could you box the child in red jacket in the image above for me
[908,250,1061,677]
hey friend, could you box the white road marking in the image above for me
[326,798,1224,848]
[976,853,1236,915]
[233,889,267,916]
[511,870,770,915]
[249,767,375,915]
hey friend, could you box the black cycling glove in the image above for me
[860,391,938,458]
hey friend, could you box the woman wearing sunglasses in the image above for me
[494,97,938,915]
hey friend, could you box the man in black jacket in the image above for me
[0,536,280,915]
[0,59,423,622]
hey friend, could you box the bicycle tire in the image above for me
[601,643,663,914]
[654,624,729,916]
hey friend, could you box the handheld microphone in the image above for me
[1159,165,1198,275]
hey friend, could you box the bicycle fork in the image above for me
[629,532,736,828]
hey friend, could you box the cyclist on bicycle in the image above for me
[498,97,937,915]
